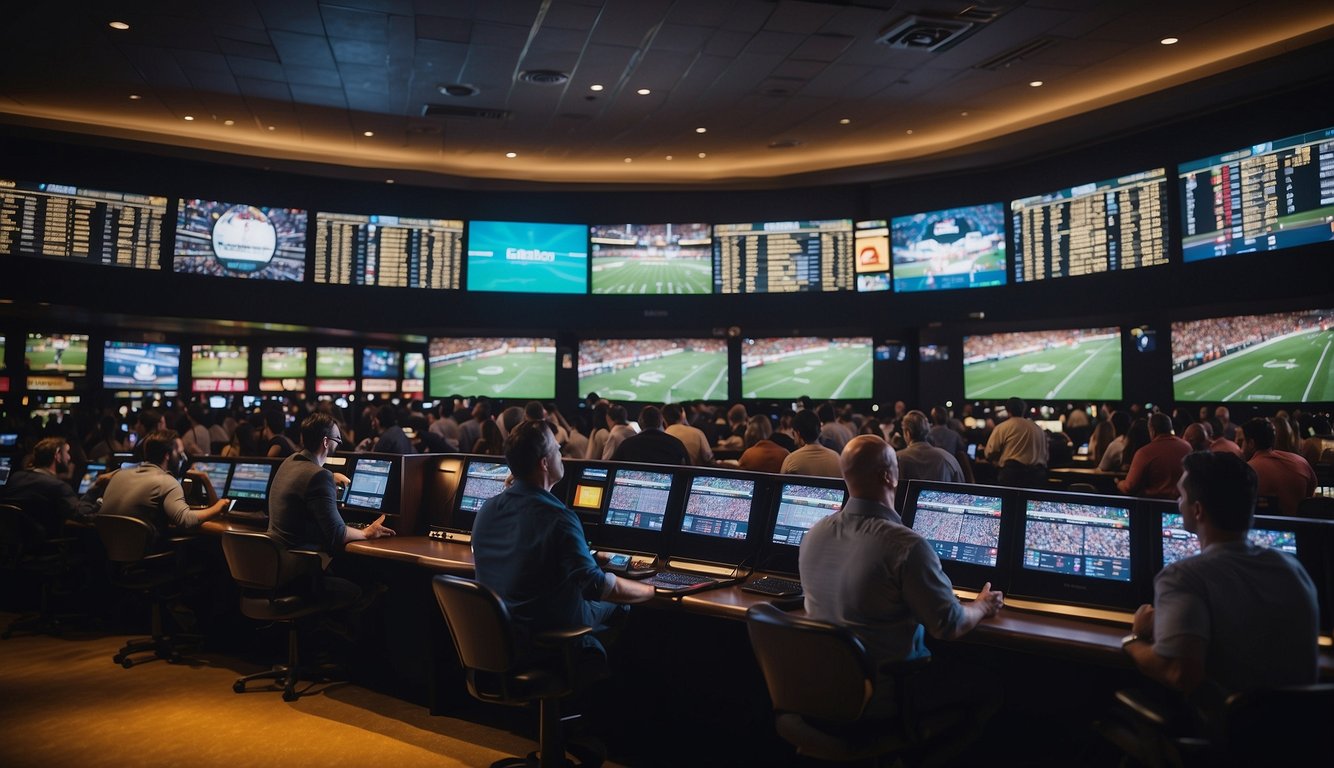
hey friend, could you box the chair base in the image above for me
[113,633,200,668]
[232,663,343,702]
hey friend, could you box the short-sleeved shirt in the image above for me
[780,443,843,478]
[1153,540,1318,692]
[1248,449,1317,517]
[471,480,614,653]
[665,423,714,466]
[268,452,346,554]
[985,416,1049,467]
[99,464,203,535]
[1119,434,1191,499]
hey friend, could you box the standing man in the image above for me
[984,397,1049,488]
[471,421,654,659]
[1117,413,1192,499]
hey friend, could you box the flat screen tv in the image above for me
[465,220,588,294]
[1171,308,1334,402]
[173,198,306,281]
[361,348,400,393]
[313,211,463,289]
[854,219,890,292]
[427,337,556,398]
[891,203,1006,292]
[102,341,179,390]
[963,327,1122,401]
[24,333,89,390]
[1179,126,1334,262]
[0,177,166,269]
[315,346,355,394]
[713,219,855,293]
[260,346,307,392]
[578,338,728,403]
[741,337,872,400]
[191,344,248,393]
[402,352,426,393]
[590,222,712,294]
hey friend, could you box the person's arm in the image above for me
[1117,452,1145,495]
[601,572,655,604]
[266,442,283,458]
[984,427,1001,463]
[343,512,395,542]
[946,581,1004,640]
[903,541,1002,641]
[1122,604,1207,693]
[163,477,228,527]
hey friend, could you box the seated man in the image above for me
[610,405,690,466]
[1117,413,1192,499]
[99,430,231,539]
[0,436,100,538]
[780,409,842,478]
[1238,417,1316,516]
[471,420,654,659]
[800,434,1003,722]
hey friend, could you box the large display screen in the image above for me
[1171,308,1334,402]
[1179,126,1334,262]
[314,346,354,394]
[892,203,1006,292]
[427,337,556,398]
[173,199,306,281]
[361,348,401,393]
[1159,512,1299,568]
[963,327,1122,401]
[24,333,89,390]
[909,489,1004,567]
[0,335,6,393]
[191,344,248,393]
[713,219,855,293]
[741,337,872,399]
[1011,169,1168,282]
[604,469,674,531]
[590,223,712,294]
[680,476,755,540]
[1022,498,1131,582]
[770,483,844,547]
[103,341,180,390]
[402,352,425,393]
[313,211,463,289]
[854,219,890,292]
[578,338,728,403]
[0,178,166,269]
[465,220,588,294]
[260,346,306,392]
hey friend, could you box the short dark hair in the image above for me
[524,401,545,421]
[137,408,162,433]
[1148,412,1174,437]
[505,420,554,477]
[143,430,179,466]
[377,404,398,428]
[662,403,684,425]
[1006,398,1027,418]
[930,407,949,426]
[1240,417,1274,450]
[263,409,285,434]
[1111,410,1131,436]
[793,409,821,442]
[815,403,835,423]
[609,404,628,425]
[638,405,663,431]
[902,410,929,442]
[1180,451,1256,532]
[31,436,66,468]
[300,413,336,450]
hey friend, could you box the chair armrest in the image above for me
[532,625,594,648]
[769,596,805,612]
[1114,687,1171,727]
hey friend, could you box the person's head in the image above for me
[1111,410,1131,437]
[792,409,821,445]
[1181,423,1209,452]
[262,409,285,438]
[1178,450,1256,536]
[608,404,628,426]
[137,408,164,435]
[143,429,184,471]
[893,400,907,418]
[1215,405,1231,424]
[840,434,899,506]
[505,420,562,489]
[1125,418,1151,455]
[1238,417,1274,458]
[637,405,663,431]
[929,406,950,426]
[1312,415,1332,436]
[30,436,70,472]
[1148,412,1174,438]
[299,413,341,456]
[901,410,929,444]
[743,415,772,448]
[815,403,835,424]
[590,399,609,430]
[727,403,747,426]
[1006,398,1027,419]
[662,402,685,425]
[376,404,398,429]
[472,398,492,421]
[479,419,505,454]
[524,401,546,422]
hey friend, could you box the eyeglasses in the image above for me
[325,435,343,446]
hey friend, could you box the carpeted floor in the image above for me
[0,613,618,768]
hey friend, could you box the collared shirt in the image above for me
[1248,449,1317,516]
[1118,434,1192,499]
[665,423,714,466]
[799,498,966,665]
[984,416,1049,467]
[780,443,842,478]
[0,468,94,538]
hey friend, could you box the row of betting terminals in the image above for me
[67,450,1334,638]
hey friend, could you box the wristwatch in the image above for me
[1120,633,1144,649]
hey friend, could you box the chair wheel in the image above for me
[121,658,134,669]
[233,681,245,694]
[113,653,125,664]
[282,689,298,702]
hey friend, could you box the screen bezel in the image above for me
[754,476,846,576]
[585,464,680,555]
[340,455,398,514]
[901,479,1014,593]
[449,457,511,532]
[665,467,769,567]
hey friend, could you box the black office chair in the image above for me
[1295,495,1334,520]
[95,514,196,667]
[432,574,607,768]
[0,503,84,638]
[221,530,355,702]
[1098,682,1334,768]
[744,602,971,766]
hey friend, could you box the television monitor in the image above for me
[590,222,712,294]
[891,203,1006,293]
[0,178,166,269]
[1179,126,1334,262]
[963,327,1122,401]
[0,455,12,486]
[1158,511,1300,568]
[313,211,463,289]
[679,475,755,541]
[173,199,306,281]
[466,220,588,294]
[187,460,232,497]
[342,458,393,512]
[103,341,180,391]
[427,337,556,399]
[77,462,108,495]
[603,469,675,532]
[578,338,728,403]
[854,220,890,292]
[24,333,89,390]
[741,337,872,400]
[0,334,6,392]
[402,352,425,393]
[1009,489,1138,612]
[713,219,855,294]
[225,462,273,502]
[1011,169,1168,282]
[260,346,307,392]
[361,348,401,393]
[907,485,1005,568]
[1170,308,1334,402]
[770,482,843,547]
[315,346,355,394]
[452,460,510,531]
[191,344,249,393]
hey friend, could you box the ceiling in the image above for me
[2,1,1332,188]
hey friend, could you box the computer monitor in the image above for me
[1008,489,1139,612]
[186,460,232,497]
[225,462,274,507]
[342,458,393,512]
[1158,511,1300,568]
[666,472,764,569]
[76,462,107,495]
[905,482,1009,592]
[603,469,675,532]
[451,459,510,532]
[755,480,845,576]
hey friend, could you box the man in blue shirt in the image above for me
[471,420,653,657]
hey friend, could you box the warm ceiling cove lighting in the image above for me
[1160,37,1179,45]
[108,21,130,30]
[695,127,707,134]
[623,157,632,163]
[362,131,374,137]
[697,152,707,158]
[665,155,673,160]
[505,152,517,158]
[589,84,604,92]
[1029,80,1044,87]
[636,88,651,95]
[266,125,276,131]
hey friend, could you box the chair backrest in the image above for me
[1295,495,1334,520]
[1068,482,1097,493]
[0,503,46,567]
[431,574,517,675]
[95,514,155,563]
[221,530,310,591]
[1224,683,1334,759]
[745,602,873,722]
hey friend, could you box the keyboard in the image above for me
[645,570,717,591]
[742,576,803,597]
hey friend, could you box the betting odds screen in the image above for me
[910,489,1003,567]
[604,469,674,531]
[680,477,754,540]
[712,219,855,293]
[0,178,166,269]
[1011,168,1169,282]
[313,212,463,289]
[1022,499,1132,582]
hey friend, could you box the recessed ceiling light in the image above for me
[108,21,130,30]
[223,119,234,126]
[665,155,673,161]
[838,118,851,125]
[362,131,374,137]
[623,157,632,163]
[589,84,604,92]
[698,152,707,159]
[695,127,707,134]
[1160,37,1179,45]
[905,129,913,135]
[636,88,651,95]
[1029,80,1044,87]
[385,179,395,184]
[183,115,194,121]
[960,111,969,117]
[128,94,142,100]
[267,125,276,131]
[505,152,517,158]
